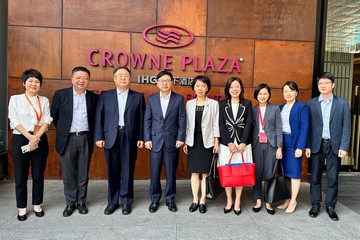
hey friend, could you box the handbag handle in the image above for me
[228,152,245,166]
[209,153,218,177]
[271,159,285,177]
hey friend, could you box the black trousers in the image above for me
[60,133,91,206]
[310,140,341,208]
[11,134,48,208]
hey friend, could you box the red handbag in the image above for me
[218,152,256,187]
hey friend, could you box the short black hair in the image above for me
[22,69,43,86]
[318,72,335,83]
[72,66,90,77]
[254,83,271,101]
[113,66,131,76]
[156,70,173,80]
[282,81,299,92]
[191,75,211,94]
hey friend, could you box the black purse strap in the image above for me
[209,153,218,177]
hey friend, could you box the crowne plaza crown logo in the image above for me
[142,24,195,48]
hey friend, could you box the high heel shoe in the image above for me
[286,201,297,214]
[224,204,233,214]
[277,200,289,210]
[252,205,262,213]
[234,209,241,215]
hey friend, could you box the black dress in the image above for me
[187,106,213,173]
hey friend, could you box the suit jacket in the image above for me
[252,102,283,148]
[185,97,220,148]
[51,87,99,155]
[94,89,145,149]
[144,91,186,152]
[307,95,351,154]
[280,101,309,150]
[219,99,253,146]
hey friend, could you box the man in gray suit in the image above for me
[305,72,351,221]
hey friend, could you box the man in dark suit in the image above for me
[144,70,186,213]
[306,72,351,221]
[51,66,99,217]
[94,67,145,215]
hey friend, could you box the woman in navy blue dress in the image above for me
[278,81,309,213]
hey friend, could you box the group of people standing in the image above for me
[8,67,350,223]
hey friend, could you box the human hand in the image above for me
[213,142,219,153]
[183,144,188,154]
[95,140,105,148]
[145,141,152,150]
[228,143,237,153]
[176,141,184,148]
[305,148,311,158]
[294,149,303,158]
[276,148,282,159]
[237,143,246,153]
[137,141,144,148]
[338,150,347,158]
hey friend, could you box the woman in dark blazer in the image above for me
[278,81,309,213]
[251,84,283,215]
[219,77,253,215]
[8,69,53,221]
[183,75,219,214]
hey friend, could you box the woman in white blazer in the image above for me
[183,76,219,214]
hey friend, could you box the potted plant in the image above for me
[0,129,8,180]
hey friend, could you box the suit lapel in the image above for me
[202,97,210,120]
[224,100,234,122]
[67,87,74,117]
[164,93,176,119]
[254,104,260,129]
[112,89,120,122]
[329,96,338,121]
[315,97,323,121]
[124,90,134,113]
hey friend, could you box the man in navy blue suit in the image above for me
[51,66,99,217]
[94,67,145,215]
[144,70,186,213]
[306,72,351,221]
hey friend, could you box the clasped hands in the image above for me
[228,142,246,153]
[28,134,40,151]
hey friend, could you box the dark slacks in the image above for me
[252,141,277,200]
[310,140,341,208]
[149,145,179,203]
[11,134,48,208]
[105,129,137,206]
[60,133,91,206]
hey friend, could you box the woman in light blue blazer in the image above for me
[278,81,309,214]
[183,76,219,214]
[252,84,283,215]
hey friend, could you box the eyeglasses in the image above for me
[115,75,130,79]
[157,79,172,84]
[73,76,89,81]
[318,81,332,86]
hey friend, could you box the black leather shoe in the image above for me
[166,201,178,212]
[34,209,45,217]
[309,206,320,218]
[77,203,88,214]
[63,205,76,217]
[149,202,159,213]
[234,209,242,215]
[224,204,233,214]
[104,204,119,215]
[189,203,199,212]
[326,207,339,221]
[122,205,132,215]
[266,207,275,215]
[199,204,207,214]
[252,205,262,213]
[17,212,27,221]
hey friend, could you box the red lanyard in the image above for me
[25,94,42,123]
[258,105,265,130]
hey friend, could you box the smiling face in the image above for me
[283,85,298,103]
[257,88,270,105]
[194,80,208,98]
[317,77,334,96]
[72,70,90,94]
[114,68,131,91]
[24,77,41,96]
[229,80,241,99]
[157,74,173,94]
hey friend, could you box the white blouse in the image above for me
[8,93,53,135]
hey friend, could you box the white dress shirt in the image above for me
[8,93,53,135]
[117,88,128,126]
[70,88,89,132]
[281,103,293,133]
[160,91,171,117]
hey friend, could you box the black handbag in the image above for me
[264,159,291,204]
[206,153,224,200]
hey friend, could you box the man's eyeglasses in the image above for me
[157,79,172,84]
[73,76,89,81]
[115,74,130,79]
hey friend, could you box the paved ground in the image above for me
[0,173,359,240]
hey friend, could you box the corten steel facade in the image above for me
[7,0,317,180]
